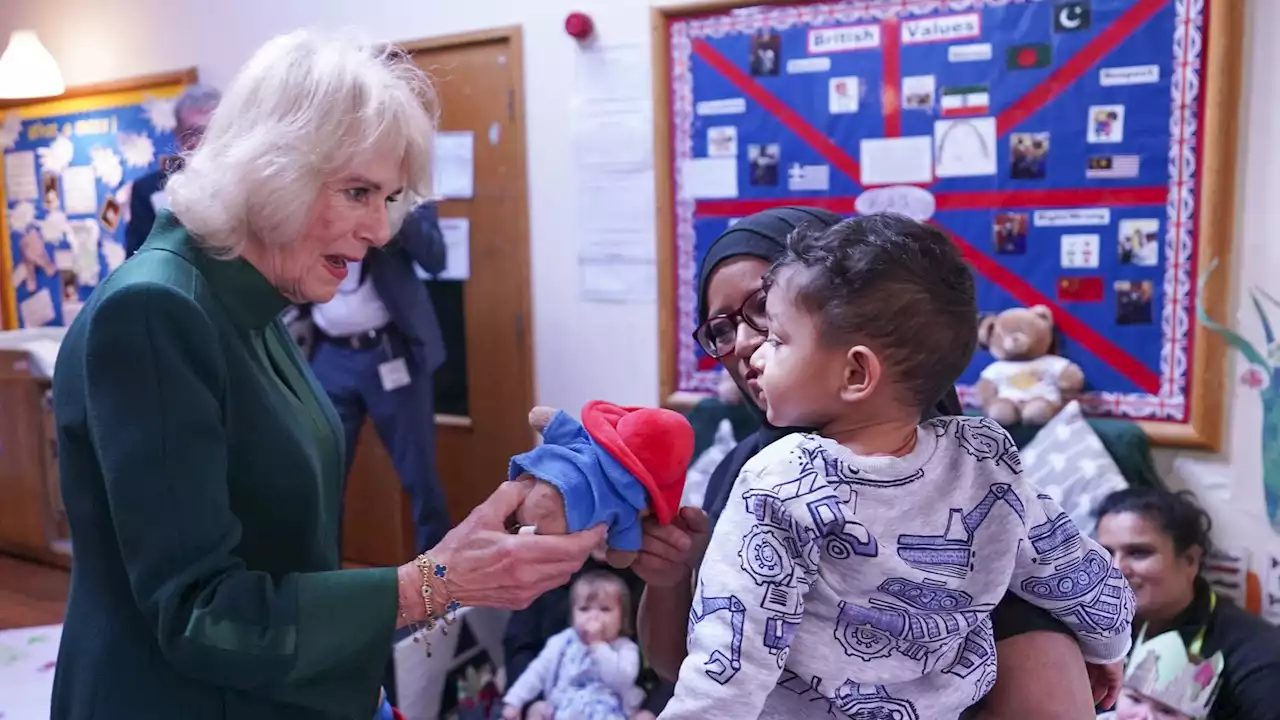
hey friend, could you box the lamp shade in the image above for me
[0,30,65,100]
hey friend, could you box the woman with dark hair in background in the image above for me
[629,207,1099,717]
[1097,487,1280,719]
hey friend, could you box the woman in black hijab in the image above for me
[632,207,1098,718]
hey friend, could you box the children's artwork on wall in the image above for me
[1198,259,1280,533]
[652,0,1245,448]
[1200,546,1260,614]
[0,69,197,330]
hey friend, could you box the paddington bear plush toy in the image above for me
[507,401,694,568]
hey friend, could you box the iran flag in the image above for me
[940,86,990,117]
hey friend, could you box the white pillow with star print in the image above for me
[1019,400,1129,537]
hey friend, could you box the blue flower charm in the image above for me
[447,599,462,613]
[433,563,448,579]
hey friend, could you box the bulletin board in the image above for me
[653,0,1244,448]
[0,68,198,331]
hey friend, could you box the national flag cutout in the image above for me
[788,163,831,192]
[1058,276,1105,302]
[1087,154,1140,178]
[941,85,991,117]
[1007,43,1051,69]
[1053,1,1092,33]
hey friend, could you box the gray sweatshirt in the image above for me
[661,416,1134,720]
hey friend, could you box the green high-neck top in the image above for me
[50,211,398,720]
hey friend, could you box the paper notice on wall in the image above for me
[579,254,656,303]
[438,217,470,280]
[860,136,933,186]
[63,299,84,326]
[61,165,99,216]
[0,112,20,150]
[20,287,56,327]
[68,219,102,286]
[1034,208,1112,227]
[571,50,655,265]
[5,150,38,202]
[412,217,470,281]
[8,199,35,233]
[577,167,655,260]
[575,42,648,104]
[432,131,474,200]
[576,110,649,168]
[934,117,998,178]
[102,238,126,272]
[681,158,739,199]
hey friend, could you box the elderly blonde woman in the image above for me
[50,30,603,720]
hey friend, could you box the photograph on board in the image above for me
[99,194,123,233]
[1118,218,1160,266]
[1088,104,1125,143]
[993,212,1028,254]
[902,75,935,110]
[750,29,781,76]
[1115,280,1155,325]
[42,171,62,212]
[707,126,738,157]
[1009,133,1049,179]
[748,143,780,186]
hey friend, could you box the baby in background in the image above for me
[502,571,651,720]
[660,214,1136,720]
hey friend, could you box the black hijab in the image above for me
[697,206,843,324]
[696,206,962,524]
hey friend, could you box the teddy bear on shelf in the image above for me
[508,401,693,568]
[975,305,1085,427]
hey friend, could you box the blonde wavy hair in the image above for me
[166,28,438,259]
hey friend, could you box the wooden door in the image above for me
[341,29,535,566]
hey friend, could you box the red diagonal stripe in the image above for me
[692,39,862,185]
[996,0,1170,136]
[697,197,858,217]
[881,17,901,138]
[938,223,1160,394]
[695,187,1165,218]
[935,187,1167,211]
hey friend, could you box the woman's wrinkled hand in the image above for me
[424,478,606,611]
[627,506,711,588]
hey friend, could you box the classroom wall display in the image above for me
[652,0,1244,448]
[0,69,197,331]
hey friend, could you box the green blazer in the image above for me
[51,212,398,719]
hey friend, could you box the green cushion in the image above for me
[686,398,761,459]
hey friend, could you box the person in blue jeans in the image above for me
[306,201,452,554]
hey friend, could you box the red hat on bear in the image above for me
[581,400,693,525]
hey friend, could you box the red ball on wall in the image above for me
[565,12,595,40]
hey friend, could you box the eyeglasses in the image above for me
[693,289,767,359]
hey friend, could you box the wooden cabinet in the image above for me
[0,349,70,568]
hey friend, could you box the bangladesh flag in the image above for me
[1007,43,1051,70]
